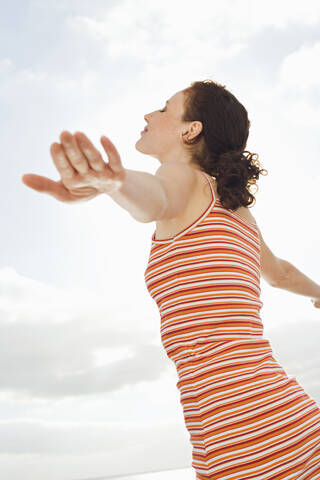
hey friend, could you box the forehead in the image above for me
[167,90,183,106]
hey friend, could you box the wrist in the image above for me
[98,170,126,196]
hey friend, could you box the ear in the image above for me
[154,162,197,220]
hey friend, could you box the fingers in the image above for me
[100,136,124,173]
[59,131,90,175]
[50,142,77,179]
[50,130,106,180]
[74,132,106,172]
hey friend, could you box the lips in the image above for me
[141,126,148,134]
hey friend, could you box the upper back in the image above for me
[197,171,285,287]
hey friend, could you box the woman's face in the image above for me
[135,89,202,164]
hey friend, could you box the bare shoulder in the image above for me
[242,206,257,224]
[240,211,287,286]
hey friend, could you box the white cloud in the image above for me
[0,267,166,399]
[279,41,320,90]
[0,420,193,478]
[64,0,320,66]
[0,419,176,454]
[249,0,320,29]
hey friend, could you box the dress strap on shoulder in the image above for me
[199,170,216,181]
[199,171,216,205]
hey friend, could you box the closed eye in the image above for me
[159,107,166,112]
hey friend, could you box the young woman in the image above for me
[22,79,320,479]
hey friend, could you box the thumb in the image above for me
[22,173,53,193]
[21,174,71,202]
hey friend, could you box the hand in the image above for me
[21,131,126,203]
[311,298,320,308]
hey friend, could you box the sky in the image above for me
[1,0,320,478]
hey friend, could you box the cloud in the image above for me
[0,419,192,476]
[279,41,320,90]
[248,0,320,29]
[0,419,173,454]
[0,267,167,399]
[64,0,320,64]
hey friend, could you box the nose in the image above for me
[144,113,150,124]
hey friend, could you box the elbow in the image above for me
[272,260,291,288]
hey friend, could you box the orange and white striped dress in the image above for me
[144,171,320,479]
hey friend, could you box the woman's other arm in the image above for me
[256,225,320,306]
[272,259,320,302]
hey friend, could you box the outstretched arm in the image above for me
[273,259,320,306]
[107,168,167,223]
[107,160,197,223]
[256,226,320,308]
[22,131,195,221]
[22,131,167,217]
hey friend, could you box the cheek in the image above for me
[161,125,177,142]
[152,116,179,140]
[161,118,178,136]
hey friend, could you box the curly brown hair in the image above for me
[181,79,268,211]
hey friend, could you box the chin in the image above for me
[135,138,148,153]
[135,141,142,152]
[135,137,159,159]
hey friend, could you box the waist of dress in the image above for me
[165,335,273,366]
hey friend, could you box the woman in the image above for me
[22,79,320,479]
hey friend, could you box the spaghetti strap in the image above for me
[199,170,216,205]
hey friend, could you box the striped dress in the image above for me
[144,171,320,479]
